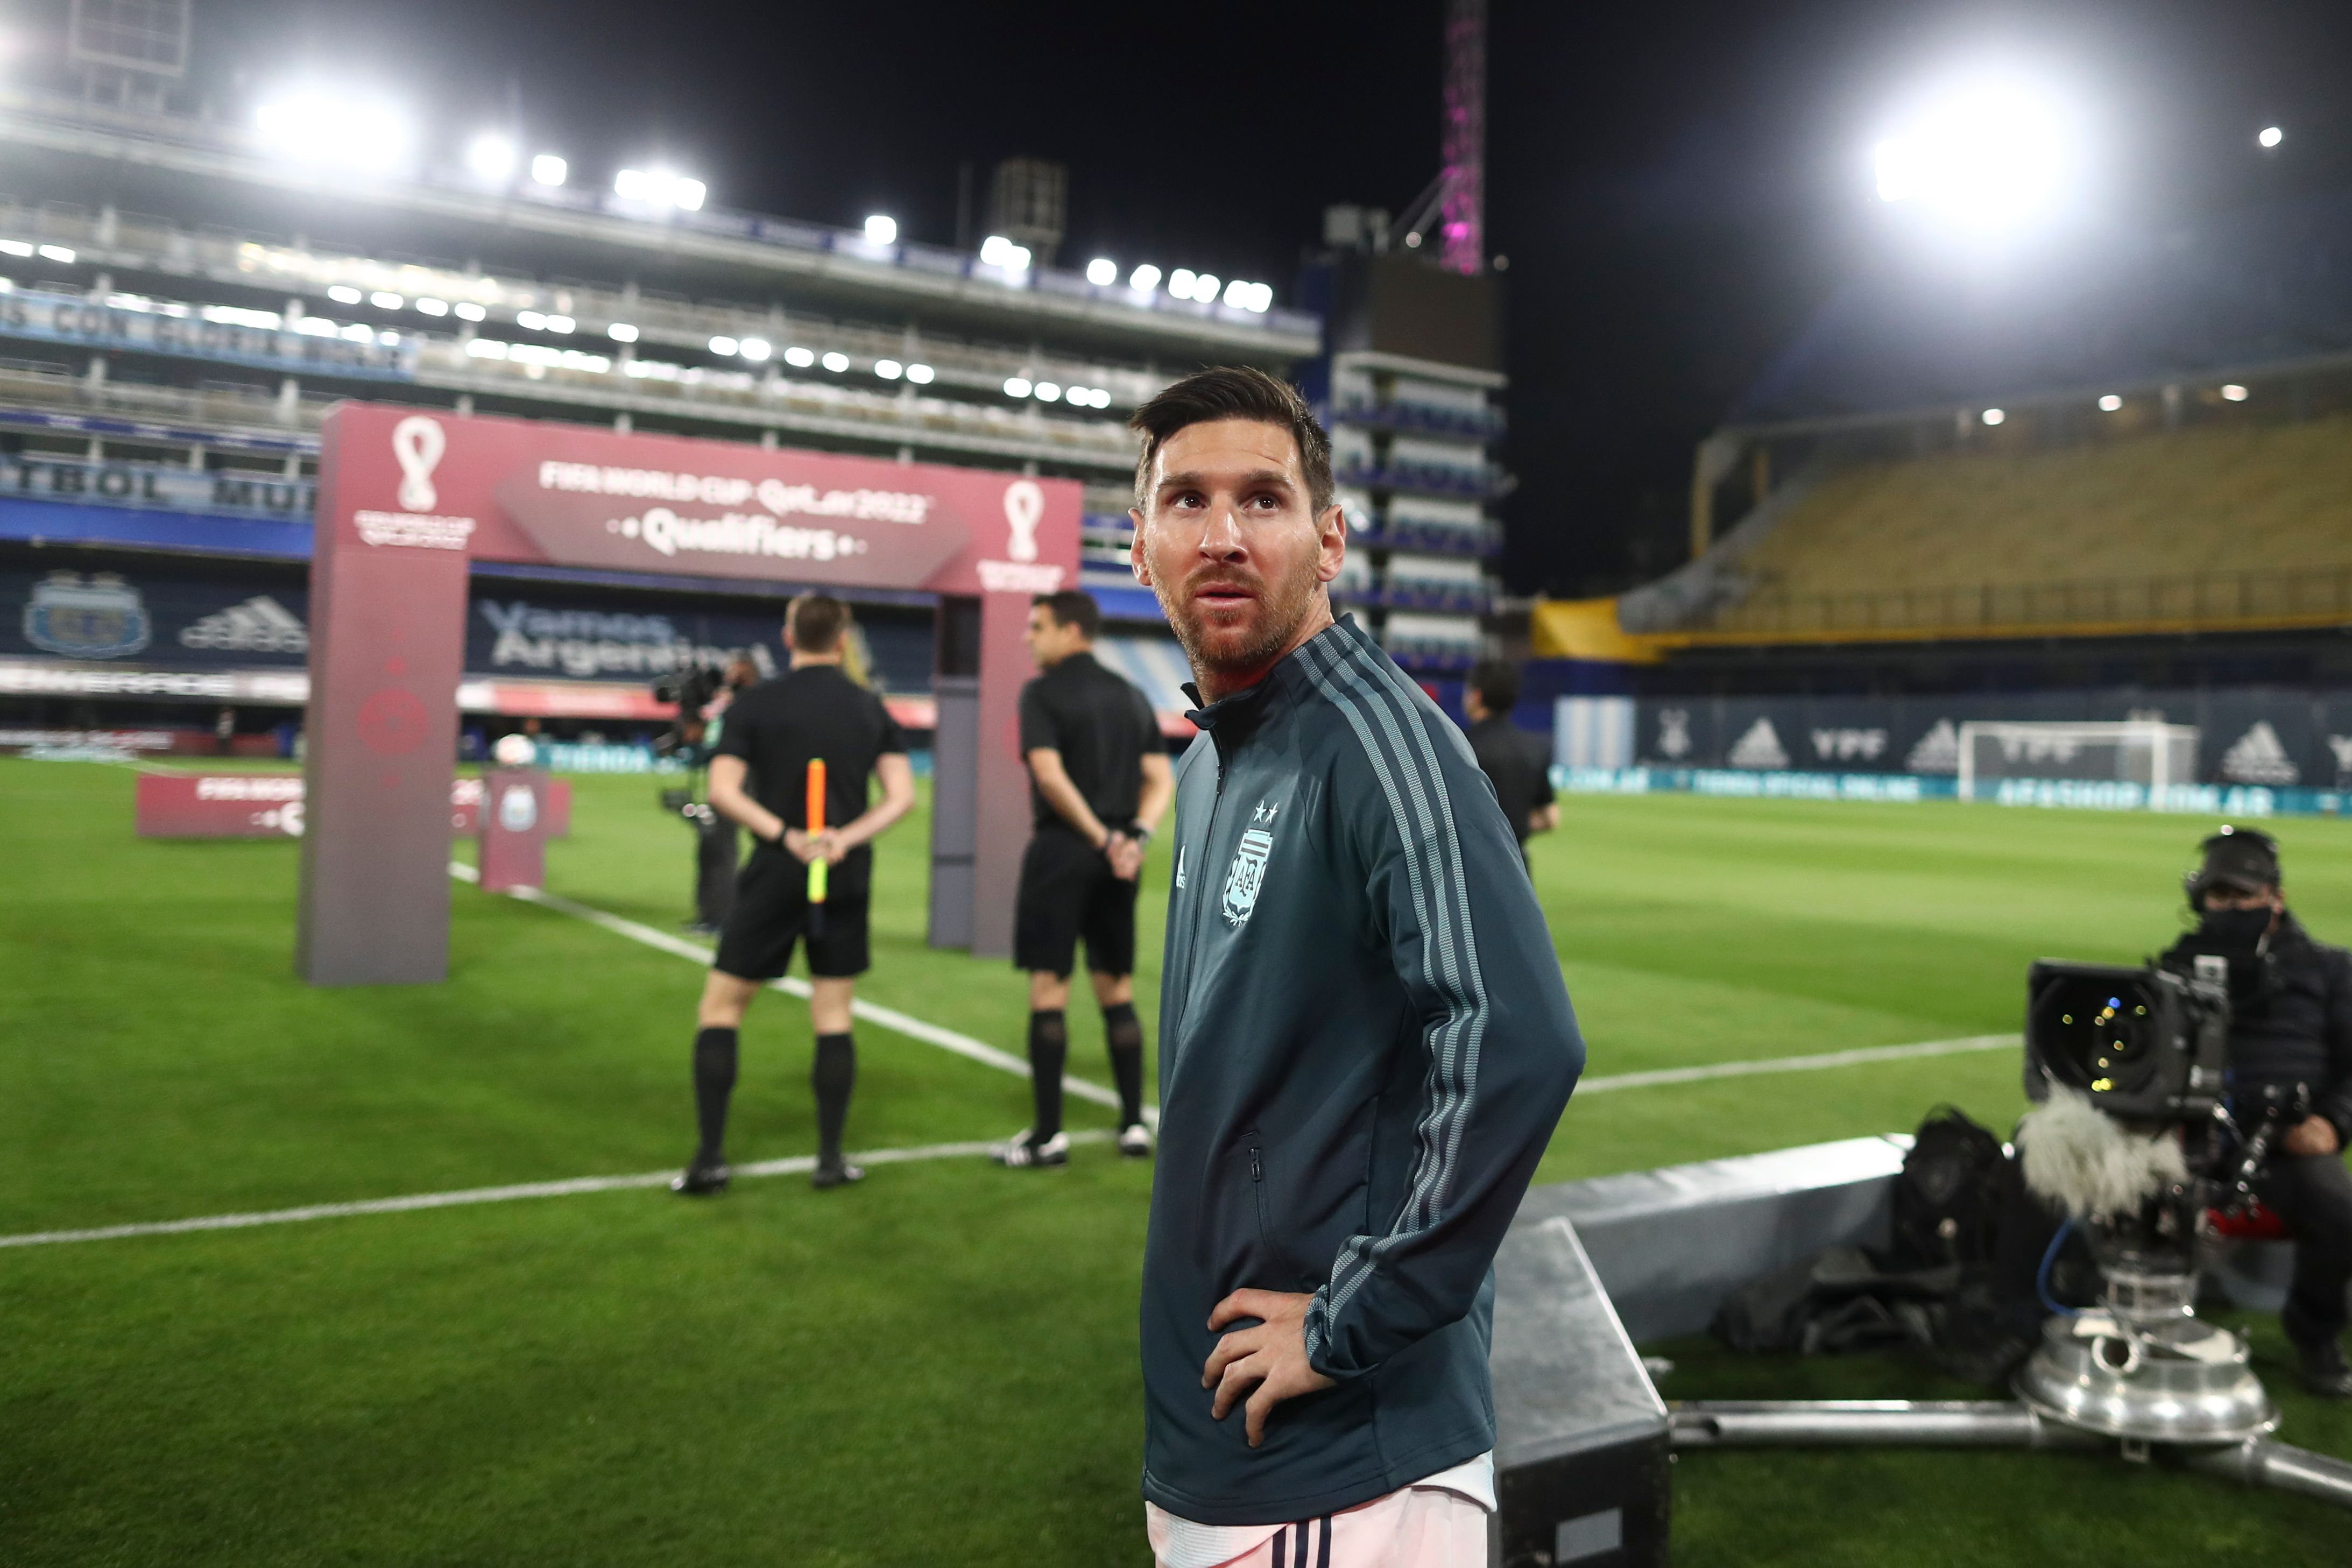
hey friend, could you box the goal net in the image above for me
[1957,721,2200,800]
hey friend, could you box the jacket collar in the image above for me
[1181,614,1361,736]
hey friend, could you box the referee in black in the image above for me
[997,590,1174,1167]
[674,593,915,1194]
[1464,659,1557,868]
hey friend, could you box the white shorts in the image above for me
[1149,1481,1490,1568]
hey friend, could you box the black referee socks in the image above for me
[811,1032,857,1165]
[1103,1002,1146,1129]
[1027,1009,1070,1141]
[691,1027,739,1167]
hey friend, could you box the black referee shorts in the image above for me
[713,843,872,980]
[1014,826,1139,978]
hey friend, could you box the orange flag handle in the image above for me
[805,759,828,905]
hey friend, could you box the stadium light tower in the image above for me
[1438,0,1485,274]
[1871,75,2079,231]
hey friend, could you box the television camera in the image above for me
[2015,955,2305,1444]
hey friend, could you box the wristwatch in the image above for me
[1127,822,1153,845]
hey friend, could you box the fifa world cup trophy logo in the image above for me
[1003,478,1044,563]
[391,415,447,511]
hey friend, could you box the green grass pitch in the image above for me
[5,755,2352,1563]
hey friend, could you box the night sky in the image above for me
[139,1,2352,594]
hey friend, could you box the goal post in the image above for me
[1956,720,2201,802]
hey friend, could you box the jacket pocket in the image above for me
[1202,1129,1273,1298]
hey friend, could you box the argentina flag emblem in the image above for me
[1221,827,1274,926]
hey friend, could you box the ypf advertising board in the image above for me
[298,402,1078,985]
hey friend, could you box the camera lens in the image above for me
[2032,975,2157,1097]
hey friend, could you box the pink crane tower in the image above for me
[1439,0,1486,276]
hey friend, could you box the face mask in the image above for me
[2198,906,2274,951]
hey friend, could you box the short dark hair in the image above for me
[1128,365,1334,516]
[786,592,851,654]
[1033,589,1101,640]
[1470,658,1522,715]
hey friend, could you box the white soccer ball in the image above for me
[492,733,538,767]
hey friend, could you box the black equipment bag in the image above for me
[1891,1106,2009,1268]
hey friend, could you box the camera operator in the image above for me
[2164,825,2352,1395]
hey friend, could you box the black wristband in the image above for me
[1127,823,1153,845]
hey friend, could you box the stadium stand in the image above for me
[1638,412,2352,642]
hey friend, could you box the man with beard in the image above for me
[2163,825,2352,1395]
[1125,365,1584,1567]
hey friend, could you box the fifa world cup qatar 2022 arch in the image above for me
[295,400,1080,986]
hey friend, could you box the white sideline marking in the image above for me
[453,863,1143,1120]
[0,1131,1116,1251]
[1577,1033,2019,1094]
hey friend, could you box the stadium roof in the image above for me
[1732,189,2352,428]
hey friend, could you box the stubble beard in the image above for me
[1152,552,1323,693]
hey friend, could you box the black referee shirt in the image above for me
[1017,649,1158,832]
[1466,714,1555,844]
[715,664,908,834]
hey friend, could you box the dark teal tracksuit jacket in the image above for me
[1141,617,1585,1525]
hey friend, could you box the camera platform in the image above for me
[2012,1265,2277,1445]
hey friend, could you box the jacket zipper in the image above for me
[1167,755,1226,1069]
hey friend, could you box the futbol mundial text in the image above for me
[539,461,933,561]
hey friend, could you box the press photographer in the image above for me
[2160,826,2352,1395]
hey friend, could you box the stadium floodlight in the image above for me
[1981,407,2006,426]
[327,284,363,305]
[1870,76,2078,231]
[906,362,934,384]
[255,90,413,175]
[2259,125,2284,149]
[529,153,567,187]
[1004,377,1033,398]
[874,358,902,379]
[738,337,771,362]
[0,240,29,256]
[415,297,449,316]
[1086,257,1118,286]
[38,244,76,264]
[979,234,1032,271]
[783,345,816,368]
[517,310,548,331]
[864,214,898,245]
[454,301,487,322]
[370,291,403,309]
[1195,274,1220,303]
[821,351,849,372]
[615,167,707,211]
[1169,267,1197,299]
[2222,383,2249,401]
[1222,278,1251,307]
[1244,281,1273,312]
[2098,393,2122,412]
[1129,263,1162,291]
[1034,381,1062,403]
[708,334,739,355]
[607,322,639,343]
[467,133,517,182]
[545,314,575,334]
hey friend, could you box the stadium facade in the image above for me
[0,50,1503,760]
